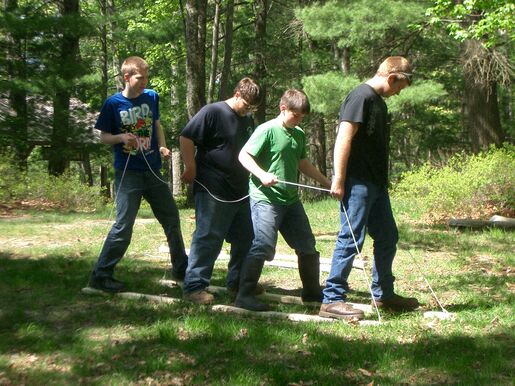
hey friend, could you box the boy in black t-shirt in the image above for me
[180,78,262,304]
[320,56,420,320]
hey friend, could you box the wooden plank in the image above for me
[82,287,379,325]
[211,305,380,326]
[211,304,338,323]
[159,281,373,314]
[81,287,180,304]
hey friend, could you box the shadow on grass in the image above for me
[0,252,513,385]
[397,222,514,254]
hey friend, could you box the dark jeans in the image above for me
[246,199,317,262]
[92,169,188,279]
[182,191,253,294]
[322,177,399,302]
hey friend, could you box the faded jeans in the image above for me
[322,177,399,302]
[92,169,188,279]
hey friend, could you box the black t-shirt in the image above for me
[339,84,391,187]
[181,101,255,200]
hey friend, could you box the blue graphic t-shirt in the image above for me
[96,89,161,171]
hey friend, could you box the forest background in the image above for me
[0,0,513,215]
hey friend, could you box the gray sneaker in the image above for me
[183,290,215,305]
[319,301,365,320]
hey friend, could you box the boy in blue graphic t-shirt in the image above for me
[88,56,188,293]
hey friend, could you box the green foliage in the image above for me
[392,144,515,222]
[0,154,103,212]
[386,80,448,114]
[302,72,360,117]
[427,0,515,48]
[296,0,427,48]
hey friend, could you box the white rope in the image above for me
[193,179,251,203]
[340,205,382,323]
[406,249,449,314]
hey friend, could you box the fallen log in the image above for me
[449,215,515,230]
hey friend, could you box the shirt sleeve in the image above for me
[340,91,366,124]
[181,105,211,144]
[243,125,269,158]
[95,98,116,134]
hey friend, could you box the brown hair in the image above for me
[234,77,262,105]
[377,56,413,84]
[280,89,310,114]
[121,56,149,77]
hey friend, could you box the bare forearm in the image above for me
[298,159,331,189]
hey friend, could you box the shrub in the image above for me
[392,144,515,222]
[0,154,103,212]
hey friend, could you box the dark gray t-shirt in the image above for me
[339,84,390,187]
[181,101,255,200]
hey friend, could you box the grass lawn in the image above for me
[0,199,513,385]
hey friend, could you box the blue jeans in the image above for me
[182,191,253,294]
[247,199,317,262]
[322,177,399,302]
[92,169,188,279]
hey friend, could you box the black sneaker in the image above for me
[89,276,126,293]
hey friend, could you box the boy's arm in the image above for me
[100,131,137,148]
[179,136,196,183]
[238,148,278,187]
[155,120,171,159]
[331,121,358,200]
[298,159,331,190]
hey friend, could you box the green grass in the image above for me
[0,199,513,385]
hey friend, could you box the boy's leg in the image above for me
[182,192,234,298]
[143,171,188,279]
[90,170,142,288]
[367,188,398,300]
[225,200,253,291]
[279,201,321,302]
[235,200,283,311]
[322,178,372,303]
[368,188,418,311]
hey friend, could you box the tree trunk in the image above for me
[82,151,93,186]
[197,0,207,106]
[181,0,206,118]
[171,148,182,197]
[253,0,267,124]
[48,0,80,176]
[462,40,504,153]
[218,0,234,101]
[100,165,110,198]
[108,0,123,91]
[4,0,30,169]
[207,0,221,103]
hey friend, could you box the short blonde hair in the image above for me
[377,56,413,84]
[121,56,149,77]
[280,89,310,114]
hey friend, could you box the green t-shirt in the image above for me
[244,117,307,205]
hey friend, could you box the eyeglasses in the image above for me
[390,71,413,85]
[241,98,259,112]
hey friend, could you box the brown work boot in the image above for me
[375,294,419,312]
[319,301,365,320]
[183,290,215,305]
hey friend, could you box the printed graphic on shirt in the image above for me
[120,104,153,155]
[366,103,381,136]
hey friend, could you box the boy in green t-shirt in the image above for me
[235,89,332,311]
